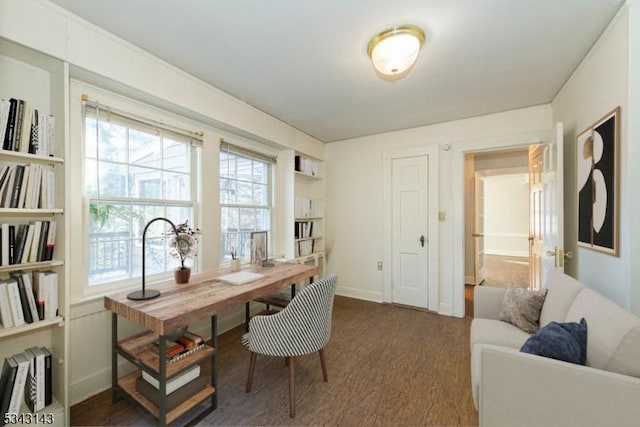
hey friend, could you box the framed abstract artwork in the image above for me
[250,231,268,266]
[576,106,620,256]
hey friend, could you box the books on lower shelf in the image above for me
[0,347,52,423]
[142,364,200,395]
[136,373,208,411]
[0,271,59,330]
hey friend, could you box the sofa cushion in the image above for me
[471,318,530,350]
[566,288,640,378]
[498,285,548,333]
[539,271,584,326]
[520,318,587,365]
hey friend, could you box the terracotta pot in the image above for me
[174,267,191,284]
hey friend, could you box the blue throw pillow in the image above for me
[520,318,587,365]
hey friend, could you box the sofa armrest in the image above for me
[473,286,506,320]
[478,344,640,427]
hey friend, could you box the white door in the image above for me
[529,123,565,289]
[392,156,429,308]
[473,173,486,285]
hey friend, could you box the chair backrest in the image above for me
[244,274,338,357]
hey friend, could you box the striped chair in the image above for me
[242,274,338,418]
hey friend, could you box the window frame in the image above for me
[219,142,276,264]
[70,82,203,301]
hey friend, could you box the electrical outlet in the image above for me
[377,261,383,271]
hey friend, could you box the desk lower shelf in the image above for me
[117,371,215,424]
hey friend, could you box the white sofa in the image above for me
[470,271,640,427]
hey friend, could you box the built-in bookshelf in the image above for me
[294,153,324,277]
[0,37,67,426]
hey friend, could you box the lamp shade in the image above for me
[367,25,425,80]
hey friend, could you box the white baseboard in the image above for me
[485,250,529,257]
[336,286,383,303]
[438,302,453,316]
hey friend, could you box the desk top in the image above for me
[104,262,318,336]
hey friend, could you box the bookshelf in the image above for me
[294,153,324,278]
[0,38,68,426]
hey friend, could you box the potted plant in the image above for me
[167,220,201,284]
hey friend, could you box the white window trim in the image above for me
[69,81,204,303]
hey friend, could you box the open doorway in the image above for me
[464,148,531,292]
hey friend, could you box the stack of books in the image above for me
[0,221,57,267]
[0,347,53,419]
[148,331,205,364]
[0,163,56,210]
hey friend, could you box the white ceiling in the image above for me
[49,0,624,143]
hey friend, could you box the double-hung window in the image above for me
[83,102,201,287]
[220,142,275,263]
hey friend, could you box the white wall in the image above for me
[552,4,634,310]
[483,174,529,257]
[325,105,552,316]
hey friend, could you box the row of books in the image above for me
[0,271,59,329]
[0,347,53,423]
[294,220,319,239]
[294,155,319,177]
[0,221,56,267]
[294,197,322,218]
[0,163,55,210]
[294,239,317,258]
[0,98,55,157]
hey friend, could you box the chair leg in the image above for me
[245,302,250,332]
[246,352,257,393]
[289,356,296,418]
[285,356,289,367]
[319,349,328,382]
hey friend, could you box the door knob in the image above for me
[546,249,556,257]
[420,235,425,247]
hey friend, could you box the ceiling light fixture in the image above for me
[367,25,425,81]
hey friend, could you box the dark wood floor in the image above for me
[71,296,478,426]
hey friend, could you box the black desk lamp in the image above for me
[127,217,179,300]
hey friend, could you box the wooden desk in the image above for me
[104,262,318,426]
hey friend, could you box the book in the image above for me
[0,165,14,207]
[20,224,34,265]
[12,224,27,265]
[18,103,32,154]
[3,99,17,151]
[135,374,207,411]
[17,165,29,209]
[5,278,25,327]
[22,348,37,413]
[24,347,45,412]
[0,356,18,423]
[13,272,34,324]
[12,100,24,152]
[150,339,185,359]
[7,352,29,415]
[12,272,39,324]
[0,99,11,144]
[33,271,58,319]
[0,280,15,328]
[175,331,203,349]
[0,223,8,265]
[28,109,38,155]
[41,347,52,405]
[36,221,49,262]
[28,221,42,263]
[9,164,25,208]
[141,364,200,394]
[44,220,56,261]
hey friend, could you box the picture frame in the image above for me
[250,231,268,266]
[576,106,620,256]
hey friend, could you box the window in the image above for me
[83,103,201,286]
[220,143,275,263]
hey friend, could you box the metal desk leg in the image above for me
[111,313,122,402]
[212,315,218,409]
[159,335,167,426]
[245,302,250,332]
